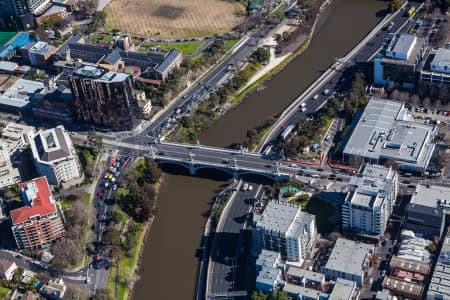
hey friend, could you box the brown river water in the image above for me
[133,0,387,298]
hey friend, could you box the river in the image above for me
[133,0,387,299]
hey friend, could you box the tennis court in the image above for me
[0,32,17,46]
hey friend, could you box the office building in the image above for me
[374,34,428,87]
[426,232,450,300]
[255,250,284,294]
[10,177,64,250]
[32,83,74,123]
[1,0,50,29]
[321,238,373,286]
[420,48,450,85]
[30,125,81,185]
[253,201,317,263]
[405,184,450,239]
[341,98,436,173]
[68,63,139,129]
[0,78,45,113]
[21,41,56,67]
[342,164,398,236]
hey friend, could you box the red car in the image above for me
[97,191,102,197]
[281,125,286,129]
[330,79,335,84]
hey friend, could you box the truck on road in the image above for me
[280,123,294,140]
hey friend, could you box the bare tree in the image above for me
[410,94,420,106]
[422,97,432,108]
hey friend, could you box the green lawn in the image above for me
[90,35,115,43]
[289,195,310,210]
[116,224,144,300]
[0,286,11,298]
[0,32,16,46]
[143,40,204,56]
[304,198,336,234]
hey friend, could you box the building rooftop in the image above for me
[431,48,450,69]
[324,238,373,276]
[382,276,423,297]
[254,201,315,239]
[410,184,450,210]
[389,256,430,275]
[10,177,56,225]
[40,3,65,17]
[21,41,54,55]
[427,233,450,300]
[286,266,325,283]
[32,126,71,163]
[283,283,324,298]
[329,278,356,300]
[0,258,14,273]
[387,34,416,58]
[346,165,395,209]
[0,61,18,72]
[0,78,45,109]
[382,34,427,66]
[342,98,435,170]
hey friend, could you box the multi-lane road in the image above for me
[207,181,262,297]
[122,24,276,144]
[260,2,421,151]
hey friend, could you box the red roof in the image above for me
[10,177,57,225]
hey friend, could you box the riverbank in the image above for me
[169,0,332,143]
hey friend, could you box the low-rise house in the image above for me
[255,250,284,294]
[286,266,325,289]
[426,232,450,300]
[0,258,17,280]
[321,238,374,286]
[329,278,358,300]
[382,276,423,300]
[283,283,328,300]
[39,277,66,299]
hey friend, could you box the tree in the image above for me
[182,116,193,128]
[12,266,24,284]
[329,232,343,242]
[112,209,122,224]
[388,0,402,11]
[52,239,82,270]
[102,227,121,247]
[143,158,162,184]
[251,291,268,300]
[252,47,270,64]
[428,243,437,253]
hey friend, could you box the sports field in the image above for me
[104,0,245,39]
[0,32,17,46]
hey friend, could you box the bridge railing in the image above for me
[152,155,291,177]
[160,141,264,158]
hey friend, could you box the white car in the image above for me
[248,185,253,191]
[313,95,319,100]
[242,183,249,191]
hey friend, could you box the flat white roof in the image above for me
[343,98,435,170]
[431,48,450,68]
[324,238,373,276]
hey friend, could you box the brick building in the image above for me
[10,177,64,250]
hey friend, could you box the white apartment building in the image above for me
[0,122,35,189]
[342,164,398,236]
[0,122,35,160]
[30,125,81,185]
[253,201,317,263]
